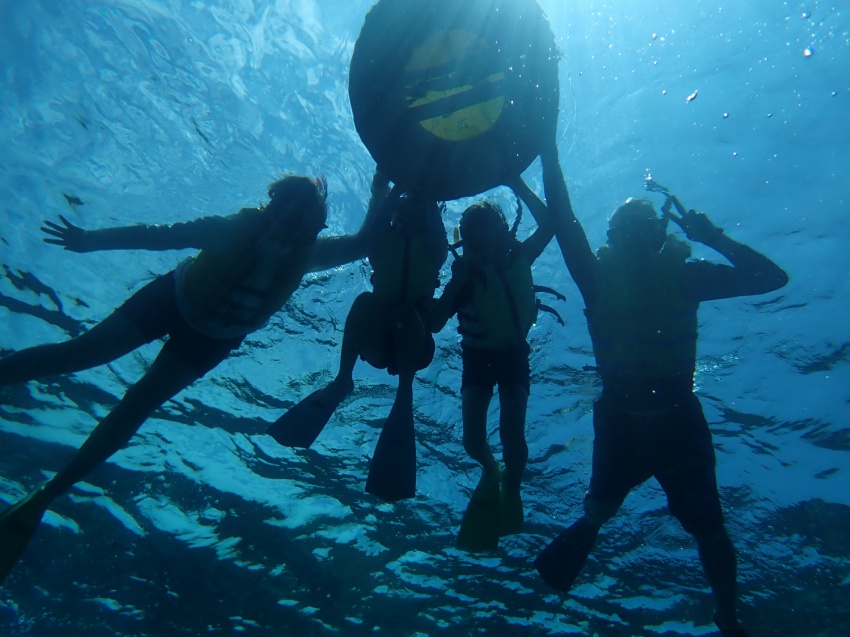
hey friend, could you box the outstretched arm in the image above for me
[666,197,789,301]
[539,141,598,302]
[41,213,243,253]
[307,170,397,272]
[506,177,554,264]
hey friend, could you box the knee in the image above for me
[345,293,376,331]
[351,291,376,312]
[501,433,528,465]
[584,495,620,527]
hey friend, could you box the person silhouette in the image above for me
[532,136,788,637]
[1,173,386,582]
[429,181,554,551]
[268,173,449,502]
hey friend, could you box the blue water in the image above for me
[1,1,848,635]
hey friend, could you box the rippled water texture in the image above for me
[1,1,848,635]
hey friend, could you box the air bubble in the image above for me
[803,47,814,57]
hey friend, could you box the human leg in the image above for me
[363,304,424,501]
[497,383,529,535]
[334,294,367,383]
[455,347,501,550]
[462,385,498,476]
[695,530,749,636]
[1,345,206,581]
[42,348,204,499]
[0,273,179,389]
[536,398,642,591]
[656,396,747,634]
[337,292,389,382]
[389,303,426,382]
[496,362,530,491]
[268,294,377,448]
[0,311,150,387]
[456,384,501,551]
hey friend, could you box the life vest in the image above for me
[369,225,444,307]
[176,208,311,338]
[458,252,537,348]
[585,237,698,381]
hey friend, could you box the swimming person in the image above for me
[0,173,387,582]
[532,135,788,636]
[428,182,554,551]
[268,172,449,501]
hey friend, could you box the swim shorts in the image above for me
[115,271,244,376]
[587,391,724,536]
[460,341,531,394]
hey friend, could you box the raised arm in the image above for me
[506,177,554,264]
[307,170,397,272]
[666,197,789,301]
[41,213,243,253]
[539,142,598,302]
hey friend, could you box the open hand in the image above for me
[663,196,724,245]
[41,216,94,252]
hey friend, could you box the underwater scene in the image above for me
[1,0,848,635]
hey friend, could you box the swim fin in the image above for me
[714,614,751,637]
[533,517,599,592]
[365,385,416,502]
[267,379,351,448]
[499,482,524,537]
[0,486,51,583]
[457,469,501,552]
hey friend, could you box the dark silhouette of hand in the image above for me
[41,216,94,252]
[663,196,724,245]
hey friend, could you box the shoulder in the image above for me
[233,207,265,225]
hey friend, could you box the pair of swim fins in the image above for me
[0,486,51,584]
[455,469,525,552]
[267,379,416,502]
